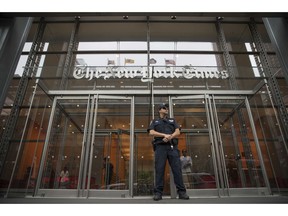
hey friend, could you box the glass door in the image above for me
[34,95,133,198]
[171,95,218,197]
[86,95,133,198]
[210,95,270,196]
[171,95,270,197]
[35,96,91,197]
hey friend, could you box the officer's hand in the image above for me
[163,134,172,143]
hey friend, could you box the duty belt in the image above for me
[153,138,178,146]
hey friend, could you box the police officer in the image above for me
[148,103,189,201]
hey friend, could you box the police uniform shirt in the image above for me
[147,117,180,138]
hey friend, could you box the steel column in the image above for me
[249,18,288,143]
[0,17,44,175]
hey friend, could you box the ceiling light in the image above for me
[171,16,176,20]
[123,16,129,20]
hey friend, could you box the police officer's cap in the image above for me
[158,103,169,110]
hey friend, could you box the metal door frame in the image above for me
[86,95,134,198]
[34,95,90,197]
[170,95,219,197]
[170,94,271,197]
[34,95,135,198]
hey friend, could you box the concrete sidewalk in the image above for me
[1,195,288,204]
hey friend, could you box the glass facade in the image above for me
[0,15,287,199]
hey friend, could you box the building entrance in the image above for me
[21,92,271,198]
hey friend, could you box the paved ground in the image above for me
[2,197,286,216]
[1,195,288,204]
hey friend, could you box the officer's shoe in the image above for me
[178,193,189,200]
[153,194,162,201]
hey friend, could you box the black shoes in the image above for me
[179,193,189,200]
[153,193,189,200]
[153,194,162,201]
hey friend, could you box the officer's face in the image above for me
[159,107,168,115]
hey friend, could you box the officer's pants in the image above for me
[154,144,186,195]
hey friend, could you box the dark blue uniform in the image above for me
[148,117,187,197]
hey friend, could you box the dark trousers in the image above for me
[154,144,186,195]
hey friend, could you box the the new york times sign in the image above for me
[73,66,228,82]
